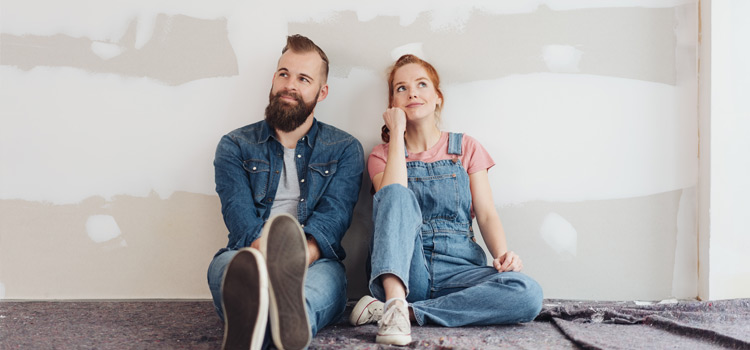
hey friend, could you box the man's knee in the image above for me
[207,250,237,285]
[306,259,347,299]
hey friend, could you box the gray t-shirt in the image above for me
[270,147,301,217]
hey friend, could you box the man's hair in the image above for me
[282,34,329,82]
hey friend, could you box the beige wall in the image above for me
[1,1,702,300]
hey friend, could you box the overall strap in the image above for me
[448,132,463,156]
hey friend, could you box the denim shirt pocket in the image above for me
[243,159,270,200]
[308,161,338,201]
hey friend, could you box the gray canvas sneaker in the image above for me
[376,299,412,346]
[260,213,311,350]
[220,247,269,350]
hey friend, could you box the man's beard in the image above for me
[264,89,319,133]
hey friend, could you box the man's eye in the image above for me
[301,77,309,83]
[279,73,288,77]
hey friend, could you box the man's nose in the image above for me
[283,78,298,92]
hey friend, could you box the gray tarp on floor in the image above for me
[1,299,748,349]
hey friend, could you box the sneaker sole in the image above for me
[349,295,380,326]
[220,248,269,350]
[261,214,311,350]
[376,333,412,346]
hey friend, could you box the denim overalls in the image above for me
[369,133,543,326]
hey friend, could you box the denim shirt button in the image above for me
[324,170,329,174]
[300,179,305,183]
[252,167,257,171]
[300,198,305,202]
[297,154,302,158]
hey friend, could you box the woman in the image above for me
[350,54,543,346]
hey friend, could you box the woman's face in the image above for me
[391,63,442,122]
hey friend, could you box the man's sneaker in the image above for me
[349,295,384,326]
[220,248,269,350]
[376,299,412,346]
[260,214,311,350]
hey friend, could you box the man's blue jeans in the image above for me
[369,184,543,327]
[207,250,347,341]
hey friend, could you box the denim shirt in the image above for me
[214,118,364,261]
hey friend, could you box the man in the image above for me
[207,34,364,350]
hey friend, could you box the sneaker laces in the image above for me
[378,301,409,333]
[366,303,384,322]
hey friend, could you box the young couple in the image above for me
[207,34,543,350]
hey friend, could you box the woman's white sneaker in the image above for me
[349,295,384,326]
[376,299,411,346]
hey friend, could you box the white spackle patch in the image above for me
[440,73,695,205]
[391,42,425,61]
[542,45,583,73]
[658,298,679,304]
[134,12,157,50]
[540,212,577,259]
[85,215,122,243]
[90,41,124,60]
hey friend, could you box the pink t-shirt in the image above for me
[367,132,495,182]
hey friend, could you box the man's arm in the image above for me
[303,138,364,261]
[214,134,265,249]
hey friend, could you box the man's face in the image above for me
[265,50,328,133]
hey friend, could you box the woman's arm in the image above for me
[470,169,523,272]
[372,108,408,192]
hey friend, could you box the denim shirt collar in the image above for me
[260,118,319,148]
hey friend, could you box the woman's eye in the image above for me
[396,86,405,92]
[419,82,427,87]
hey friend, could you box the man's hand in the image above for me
[493,251,523,272]
[250,238,261,250]
[306,235,321,266]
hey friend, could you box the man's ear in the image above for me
[317,84,329,102]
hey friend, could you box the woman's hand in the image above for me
[383,107,406,136]
[493,251,523,272]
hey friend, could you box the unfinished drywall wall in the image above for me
[707,0,750,300]
[1,1,699,300]
[1,14,238,86]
